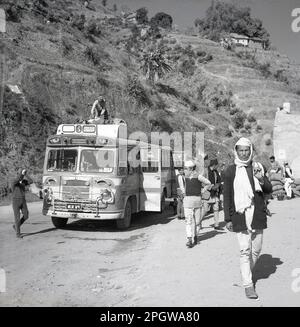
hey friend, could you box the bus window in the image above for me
[80,149,115,173]
[47,149,77,172]
[141,148,159,173]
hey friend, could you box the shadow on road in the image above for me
[22,227,57,237]
[63,207,176,233]
[253,254,283,284]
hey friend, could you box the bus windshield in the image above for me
[80,149,115,173]
[47,149,77,172]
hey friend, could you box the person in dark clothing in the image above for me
[12,169,33,238]
[201,158,222,230]
[223,137,272,300]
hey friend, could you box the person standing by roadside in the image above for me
[219,162,226,210]
[176,167,185,220]
[201,159,222,230]
[223,137,272,299]
[12,169,33,238]
[283,161,294,199]
[179,160,211,248]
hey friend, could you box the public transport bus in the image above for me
[42,119,177,229]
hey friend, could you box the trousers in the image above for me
[236,229,263,288]
[12,198,29,235]
[184,207,201,238]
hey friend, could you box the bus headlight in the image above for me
[99,189,115,204]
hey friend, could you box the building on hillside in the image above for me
[229,33,249,47]
[228,33,266,50]
[248,37,266,50]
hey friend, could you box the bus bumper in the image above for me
[44,210,124,220]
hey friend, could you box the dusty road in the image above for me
[0,198,300,307]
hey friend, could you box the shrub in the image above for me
[247,114,256,123]
[258,62,271,78]
[85,19,101,37]
[71,14,86,31]
[84,46,100,65]
[6,4,22,22]
[274,69,289,84]
[136,7,148,24]
[244,122,252,131]
[232,111,246,129]
[127,76,152,107]
[150,12,173,30]
[179,59,196,77]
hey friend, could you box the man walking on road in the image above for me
[180,160,211,248]
[11,169,33,238]
[223,138,272,299]
[201,158,222,230]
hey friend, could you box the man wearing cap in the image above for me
[223,137,272,299]
[180,160,211,248]
[201,158,222,230]
[11,169,33,238]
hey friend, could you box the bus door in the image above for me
[139,148,161,211]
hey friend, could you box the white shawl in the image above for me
[233,138,263,231]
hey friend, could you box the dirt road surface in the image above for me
[0,198,300,307]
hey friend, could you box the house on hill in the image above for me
[227,33,266,50]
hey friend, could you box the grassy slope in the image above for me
[1,0,300,190]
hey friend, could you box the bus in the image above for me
[42,120,177,229]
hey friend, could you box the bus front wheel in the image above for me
[116,200,132,230]
[51,217,68,229]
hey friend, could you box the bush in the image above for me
[84,46,100,65]
[127,76,152,107]
[258,62,271,78]
[274,69,289,84]
[232,111,246,129]
[179,59,196,77]
[71,14,86,31]
[6,4,22,22]
[136,7,148,24]
[244,123,252,131]
[247,114,256,123]
[150,12,173,30]
[85,19,101,37]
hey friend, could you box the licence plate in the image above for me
[67,204,82,210]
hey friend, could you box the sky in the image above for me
[112,0,300,64]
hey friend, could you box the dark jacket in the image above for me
[223,163,272,232]
[207,167,221,197]
[12,173,33,199]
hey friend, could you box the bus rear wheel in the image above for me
[51,217,68,229]
[116,200,132,230]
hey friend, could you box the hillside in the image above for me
[1,0,300,191]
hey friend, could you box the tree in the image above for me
[136,7,148,24]
[195,1,270,45]
[141,49,172,84]
[113,4,117,12]
[150,12,173,30]
[102,0,107,7]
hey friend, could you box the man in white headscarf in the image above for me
[223,137,272,299]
